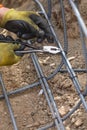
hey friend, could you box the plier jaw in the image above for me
[43,46,61,54]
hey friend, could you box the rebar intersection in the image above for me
[0,0,87,130]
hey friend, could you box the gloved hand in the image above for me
[0,35,22,66]
[0,9,54,42]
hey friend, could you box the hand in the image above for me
[0,8,54,42]
[0,35,22,66]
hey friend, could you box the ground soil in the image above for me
[0,0,87,130]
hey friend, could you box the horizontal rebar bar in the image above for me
[0,82,40,99]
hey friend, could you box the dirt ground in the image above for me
[0,0,87,130]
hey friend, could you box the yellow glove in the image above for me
[0,9,54,42]
[0,36,21,66]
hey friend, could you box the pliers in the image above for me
[15,46,61,55]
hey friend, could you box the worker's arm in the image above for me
[0,6,54,42]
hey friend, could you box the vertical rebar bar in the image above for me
[68,0,87,37]
[31,53,65,130]
[0,74,18,130]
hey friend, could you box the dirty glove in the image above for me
[0,35,22,66]
[0,9,54,42]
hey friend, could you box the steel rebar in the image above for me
[0,74,18,130]
[0,1,87,130]
[31,53,65,130]
[34,0,87,111]
[68,0,87,37]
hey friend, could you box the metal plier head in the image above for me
[43,46,61,54]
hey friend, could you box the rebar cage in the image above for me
[0,0,87,130]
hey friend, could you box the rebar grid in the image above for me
[0,0,87,130]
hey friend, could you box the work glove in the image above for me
[0,35,22,66]
[0,9,54,42]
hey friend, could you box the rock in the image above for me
[71,117,76,123]
[38,57,50,65]
[59,106,68,116]
[26,122,38,128]
[14,114,18,118]
[26,65,30,69]
[66,126,70,130]
[4,112,7,115]
[38,89,43,96]
[54,96,61,100]
[39,101,43,105]
[68,56,75,61]
[21,82,29,86]
[75,119,83,127]
[50,63,56,67]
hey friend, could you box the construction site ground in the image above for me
[0,0,87,130]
